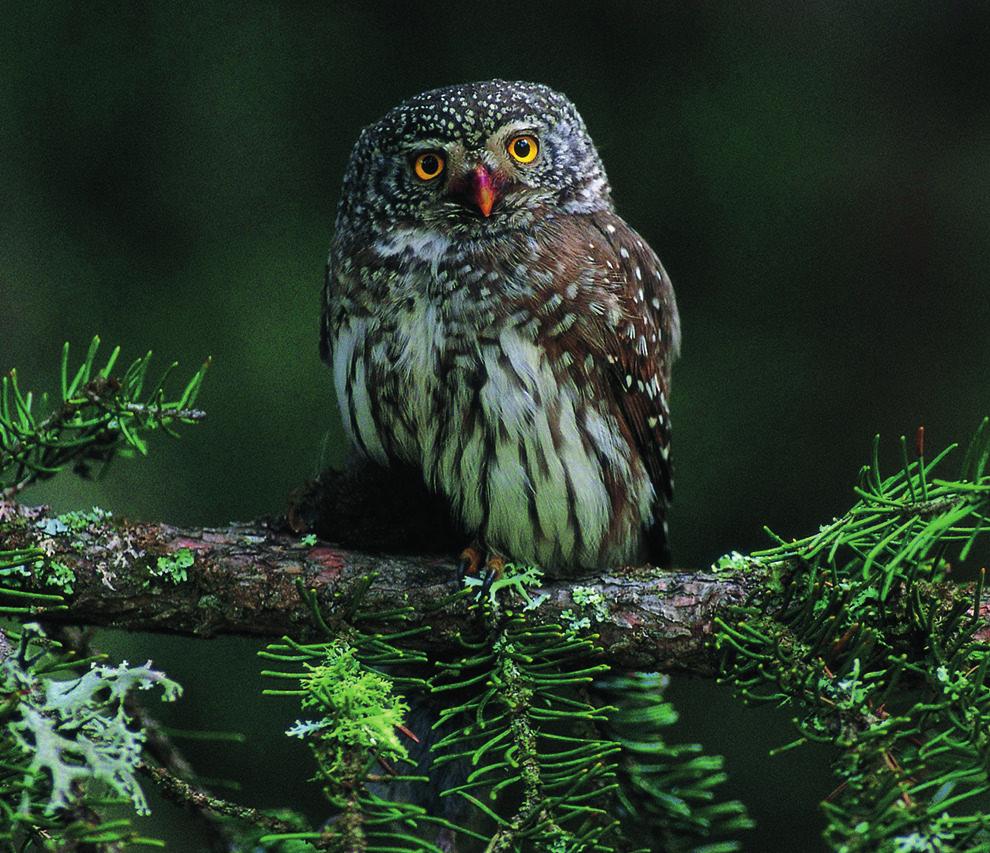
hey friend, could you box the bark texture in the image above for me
[0,500,765,674]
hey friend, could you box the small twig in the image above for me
[138,762,301,835]
[120,402,207,421]
[128,697,197,782]
[1,477,34,501]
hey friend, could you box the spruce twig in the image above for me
[137,763,301,835]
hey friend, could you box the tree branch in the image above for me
[138,763,302,836]
[0,500,766,674]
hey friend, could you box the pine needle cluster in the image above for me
[261,567,748,851]
[718,423,990,851]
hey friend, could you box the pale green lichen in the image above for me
[711,550,762,573]
[4,624,181,818]
[466,562,548,611]
[560,585,609,633]
[35,507,111,537]
[572,585,608,622]
[560,608,591,631]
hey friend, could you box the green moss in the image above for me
[286,640,409,781]
[44,561,75,594]
[153,547,194,583]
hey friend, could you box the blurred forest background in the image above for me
[2,3,989,850]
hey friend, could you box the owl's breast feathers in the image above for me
[322,211,679,571]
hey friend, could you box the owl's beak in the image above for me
[454,165,498,218]
[471,166,496,218]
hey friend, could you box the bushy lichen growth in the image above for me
[260,581,439,852]
[286,640,410,777]
[0,624,180,848]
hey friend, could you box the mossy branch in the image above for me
[0,498,762,674]
[2,496,988,681]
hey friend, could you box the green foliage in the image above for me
[153,547,195,583]
[601,673,753,852]
[718,420,990,851]
[262,571,746,852]
[0,341,205,850]
[0,547,66,619]
[260,581,452,852]
[431,598,620,850]
[430,571,748,852]
[21,341,990,851]
[0,623,178,849]
[0,336,208,498]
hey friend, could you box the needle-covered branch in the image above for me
[0,500,761,674]
[0,338,208,499]
[7,343,990,850]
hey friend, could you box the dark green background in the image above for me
[3,3,989,849]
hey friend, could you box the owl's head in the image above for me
[335,80,612,241]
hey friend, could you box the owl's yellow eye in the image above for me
[413,151,445,181]
[507,134,539,164]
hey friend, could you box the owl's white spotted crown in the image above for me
[334,80,613,240]
[371,80,583,148]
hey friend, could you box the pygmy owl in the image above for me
[321,80,680,576]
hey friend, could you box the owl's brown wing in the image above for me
[535,212,680,564]
[595,213,679,562]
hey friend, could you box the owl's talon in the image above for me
[478,554,508,596]
[486,554,506,578]
[457,545,507,592]
[457,545,484,582]
[479,554,506,596]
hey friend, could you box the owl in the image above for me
[320,80,680,576]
